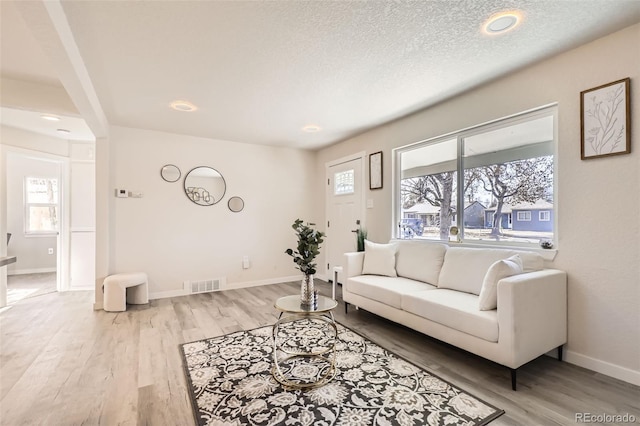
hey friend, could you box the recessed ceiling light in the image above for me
[41,114,61,121]
[483,12,522,35]
[302,124,321,133]
[56,128,70,135]
[170,100,198,112]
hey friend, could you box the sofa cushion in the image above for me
[401,289,499,342]
[438,247,519,295]
[347,275,436,309]
[395,241,447,285]
[478,255,523,311]
[516,251,544,272]
[362,240,398,277]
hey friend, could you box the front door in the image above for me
[326,156,364,284]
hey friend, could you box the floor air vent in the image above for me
[190,279,220,294]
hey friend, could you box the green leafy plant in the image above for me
[356,227,368,252]
[285,219,325,275]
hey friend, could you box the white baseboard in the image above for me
[148,289,190,300]
[148,275,302,301]
[8,267,56,276]
[224,275,301,290]
[564,350,640,386]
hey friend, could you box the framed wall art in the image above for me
[369,151,383,190]
[580,77,631,160]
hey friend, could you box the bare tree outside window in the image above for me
[470,156,553,238]
[402,172,456,240]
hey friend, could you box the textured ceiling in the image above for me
[2,1,640,149]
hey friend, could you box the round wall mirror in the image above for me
[228,196,244,212]
[184,166,226,206]
[161,164,181,182]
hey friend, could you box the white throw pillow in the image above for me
[362,240,398,277]
[478,255,523,311]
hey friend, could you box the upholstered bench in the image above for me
[103,272,149,312]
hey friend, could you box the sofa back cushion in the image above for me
[516,251,544,272]
[362,240,398,277]
[395,241,447,285]
[438,247,520,295]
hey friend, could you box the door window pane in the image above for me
[334,170,354,195]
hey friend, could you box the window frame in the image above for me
[24,176,59,236]
[539,211,551,222]
[517,211,532,222]
[393,104,558,249]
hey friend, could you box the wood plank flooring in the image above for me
[1,280,638,425]
[6,272,57,305]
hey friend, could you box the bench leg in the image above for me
[104,284,126,312]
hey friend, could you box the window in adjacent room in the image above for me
[24,176,59,235]
[396,105,556,247]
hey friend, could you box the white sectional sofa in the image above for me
[343,240,567,390]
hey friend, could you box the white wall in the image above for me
[1,125,69,157]
[107,126,318,297]
[316,23,640,384]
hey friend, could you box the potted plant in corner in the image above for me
[285,219,325,307]
[356,227,367,252]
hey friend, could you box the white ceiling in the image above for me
[2,1,640,149]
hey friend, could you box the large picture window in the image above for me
[396,106,556,246]
[25,177,59,235]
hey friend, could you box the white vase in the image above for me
[300,274,315,306]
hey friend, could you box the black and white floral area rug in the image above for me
[180,320,504,426]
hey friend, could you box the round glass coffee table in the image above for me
[272,295,338,389]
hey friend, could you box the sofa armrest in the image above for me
[497,269,567,368]
[343,252,365,279]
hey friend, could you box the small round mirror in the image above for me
[228,196,244,212]
[184,166,226,206]
[161,164,181,182]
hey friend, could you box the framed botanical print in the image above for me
[581,78,631,160]
[369,151,383,190]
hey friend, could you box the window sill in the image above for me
[391,238,558,261]
[24,233,58,238]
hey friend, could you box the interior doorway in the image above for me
[4,149,68,305]
[325,152,366,284]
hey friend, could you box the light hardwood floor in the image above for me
[7,272,57,305]
[1,280,638,425]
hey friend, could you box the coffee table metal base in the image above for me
[271,312,338,389]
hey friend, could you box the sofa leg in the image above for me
[558,345,563,362]
[510,368,517,391]
[345,302,348,314]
